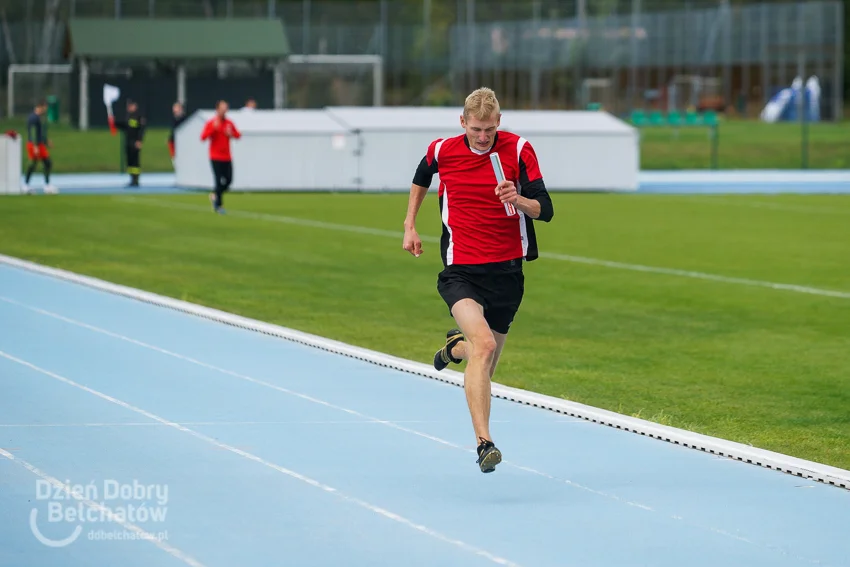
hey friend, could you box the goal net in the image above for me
[283,55,383,108]
[6,64,73,119]
[667,75,721,112]
[579,78,615,112]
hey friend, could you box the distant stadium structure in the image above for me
[174,107,638,192]
[63,18,291,129]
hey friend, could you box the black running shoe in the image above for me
[476,438,502,473]
[433,328,464,371]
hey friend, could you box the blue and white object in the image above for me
[760,76,821,123]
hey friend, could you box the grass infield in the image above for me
[1,191,848,469]
[1,117,847,174]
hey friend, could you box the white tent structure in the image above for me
[323,106,638,191]
[0,134,22,194]
[324,106,465,191]
[173,107,638,192]
[498,110,639,191]
[174,109,359,191]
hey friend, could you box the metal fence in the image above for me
[0,0,844,120]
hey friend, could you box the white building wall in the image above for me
[175,109,359,191]
[0,135,22,194]
[174,107,638,193]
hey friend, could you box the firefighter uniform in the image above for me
[112,100,146,187]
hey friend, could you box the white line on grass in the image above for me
[113,196,850,300]
[539,252,850,299]
[0,447,206,566]
[0,349,524,567]
[665,195,850,215]
[0,295,828,564]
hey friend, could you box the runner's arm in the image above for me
[405,155,436,228]
[516,143,554,222]
[405,143,440,229]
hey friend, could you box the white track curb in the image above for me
[2,253,848,491]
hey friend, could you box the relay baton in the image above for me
[490,152,517,216]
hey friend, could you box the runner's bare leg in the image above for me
[450,333,506,379]
[450,298,499,442]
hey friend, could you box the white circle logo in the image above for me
[29,508,83,547]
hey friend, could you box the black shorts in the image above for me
[436,259,524,335]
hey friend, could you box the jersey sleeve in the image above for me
[411,138,441,188]
[200,120,214,141]
[519,141,543,183]
[229,120,241,139]
[518,141,554,222]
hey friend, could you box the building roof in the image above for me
[67,18,290,59]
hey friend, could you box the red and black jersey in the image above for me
[413,131,553,268]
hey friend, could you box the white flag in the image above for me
[103,84,120,117]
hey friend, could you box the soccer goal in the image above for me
[666,74,721,112]
[579,78,615,112]
[283,54,383,108]
[6,64,73,118]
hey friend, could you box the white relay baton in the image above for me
[490,152,517,216]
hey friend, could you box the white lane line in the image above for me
[0,447,206,566]
[0,349,523,567]
[113,196,850,300]
[0,295,828,564]
[0,419,517,428]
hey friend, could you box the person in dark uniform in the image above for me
[110,99,146,187]
[167,101,188,165]
[22,100,57,194]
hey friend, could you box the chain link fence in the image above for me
[0,0,845,120]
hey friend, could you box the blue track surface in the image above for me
[1,262,848,567]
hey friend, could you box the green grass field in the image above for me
[1,191,848,470]
[2,117,848,173]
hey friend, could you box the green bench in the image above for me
[630,109,719,169]
[630,109,718,127]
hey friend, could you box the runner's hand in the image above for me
[403,226,423,257]
[496,180,518,205]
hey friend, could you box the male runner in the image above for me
[402,87,554,473]
[200,100,241,214]
[22,100,57,194]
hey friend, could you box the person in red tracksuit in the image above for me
[200,100,241,214]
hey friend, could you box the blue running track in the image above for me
[0,259,848,567]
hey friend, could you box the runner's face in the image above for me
[461,113,500,152]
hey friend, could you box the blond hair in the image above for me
[463,87,501,121]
